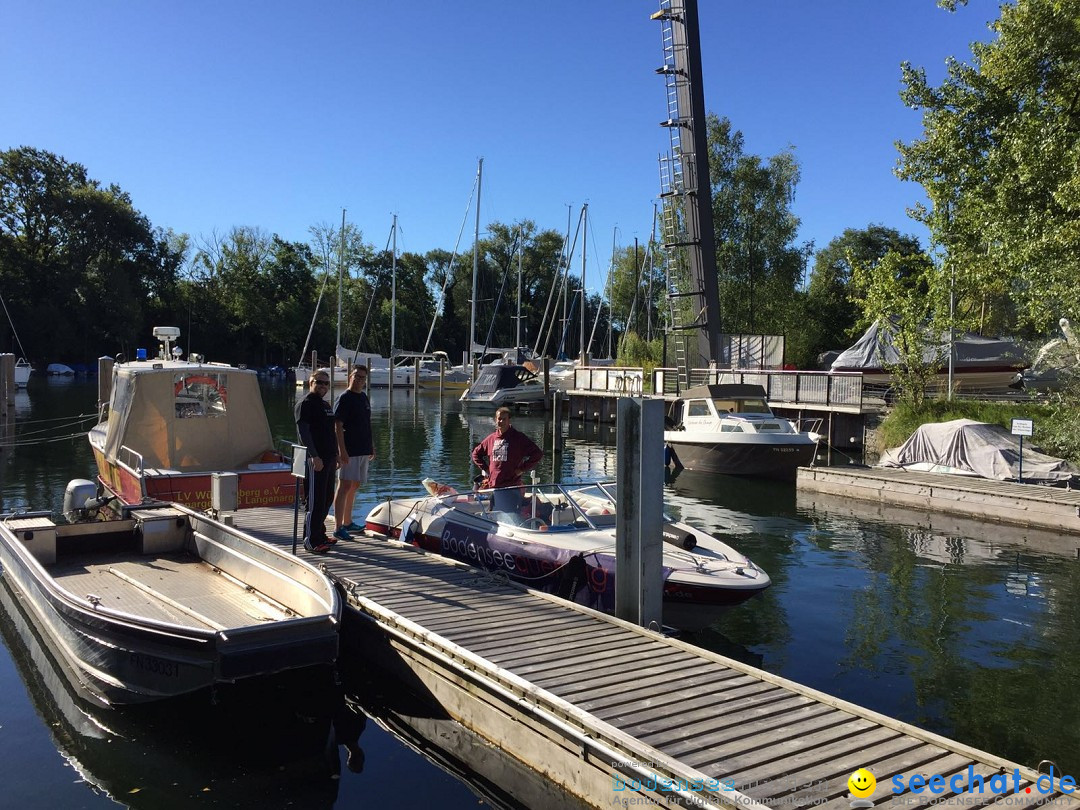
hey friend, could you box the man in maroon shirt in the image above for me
[471,407,543,513]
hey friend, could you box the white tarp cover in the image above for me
[878,419,1078,484]
[831,319,1027,372]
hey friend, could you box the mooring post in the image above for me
[615,397,664,629]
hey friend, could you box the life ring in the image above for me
[175,375,227,404]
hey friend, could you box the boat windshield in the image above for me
[712,397,770,415]
[436,482,622,530]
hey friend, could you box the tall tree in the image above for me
[705,115,810,355]
[805,225,923,363]
[0,147,183,362]
[896,0,1080,337]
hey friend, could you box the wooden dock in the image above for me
[232,506,1079,809]
[798,465,1080,537]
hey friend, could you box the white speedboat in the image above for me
[458,363,547,410]
[0,500,340,706]
[664,383,818,480]
[364,480,770,630]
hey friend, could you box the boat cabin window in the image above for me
[687,400,712,417]
[712,398,770,414]
[173,372,228,418]
[719,423,744,433]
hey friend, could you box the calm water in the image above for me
[1,378,1078,808]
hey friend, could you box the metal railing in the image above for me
[571,366,646,396]
[652,368,865,409]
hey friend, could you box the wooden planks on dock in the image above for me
[231,506,1079,810]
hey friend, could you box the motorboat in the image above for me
[458,363,547,410]
[878,419,1080,485]
[664,383,818,480]
[89,326,295,511]
[46,363,75,376]
[830,318,1028,394]
[363,480,770,630]
[14,357,32,388]
[0,498,340,706]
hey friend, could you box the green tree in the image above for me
[704,115,811,364]
[805,226,923,364]
[896,0,1080,336]
[0,146,184,363]
[850,250,945,406]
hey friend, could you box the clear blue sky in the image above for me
[2,1,997,293]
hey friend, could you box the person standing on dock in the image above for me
[295,372,339,553]
[332,365,375,542]
[471,406,543,513]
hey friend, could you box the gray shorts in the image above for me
[339,455,370,484]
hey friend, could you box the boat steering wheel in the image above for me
[519,517,548,530]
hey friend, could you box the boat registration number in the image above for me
[129,652,180,678]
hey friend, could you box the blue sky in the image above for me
[3,1,998,292]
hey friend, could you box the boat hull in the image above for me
[0,508,339,705]
[665,436,817,480]
[91,445,295,510]
[364,484,770,630]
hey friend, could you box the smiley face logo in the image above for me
[848,768,877,798]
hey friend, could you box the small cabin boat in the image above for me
[0,499,340,706]
[458,363,546,410]
[664,383,818,480]
[89,327,294,511]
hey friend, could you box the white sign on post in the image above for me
[1011,418,1034,437]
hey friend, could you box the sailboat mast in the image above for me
[337,208,346,365]
[390,214,397,362]
[580,203,588,364]
[469,158,483,369]
[516,229,523,348]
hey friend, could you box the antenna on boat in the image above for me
[152,326,181,360]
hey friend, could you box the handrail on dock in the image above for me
[652,367,864,409]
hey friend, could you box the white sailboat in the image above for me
[1,289,33,388]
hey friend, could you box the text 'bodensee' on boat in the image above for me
[90,327,294,511]
[0,497,340,706]
[364,480,770,631]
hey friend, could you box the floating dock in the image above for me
[232,506,1077,809]
[797,466,1080,537]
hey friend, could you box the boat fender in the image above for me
[399,515,418,545]
[661,523,697,551]
[665,444,683,470]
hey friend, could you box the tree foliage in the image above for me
[896,0,1080,336]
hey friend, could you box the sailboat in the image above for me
[1,289,33,388]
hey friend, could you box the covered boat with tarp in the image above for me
[831,318,1027,393]
[878,419,1079,485]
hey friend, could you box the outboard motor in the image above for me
[63,479,100,522]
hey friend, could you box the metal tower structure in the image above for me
[653,0,721,381]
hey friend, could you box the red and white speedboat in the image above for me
[364,480,770,631]
[89,327,294,511]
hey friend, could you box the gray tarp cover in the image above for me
[831,319,1027,371]
[878,419,1078,484]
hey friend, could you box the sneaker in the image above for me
[333,527,352,543]
[304,539,331,554]
[344,522,364,532]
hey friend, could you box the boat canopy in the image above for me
[469,365,534,395]
[878,419,1078,485]
[831,319,1028,373]
[103,362,276,472]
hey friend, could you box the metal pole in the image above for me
[337,208,345,367]
[580,203,588,365]
[615,397,664,629]
[391,214,398,366]
[469,158,483,379]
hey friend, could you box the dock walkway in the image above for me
[232,506,1077,809]
[798,466,1080,536]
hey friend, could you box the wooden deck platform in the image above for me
[798,465,1080,536]
[231,506,1079,809]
